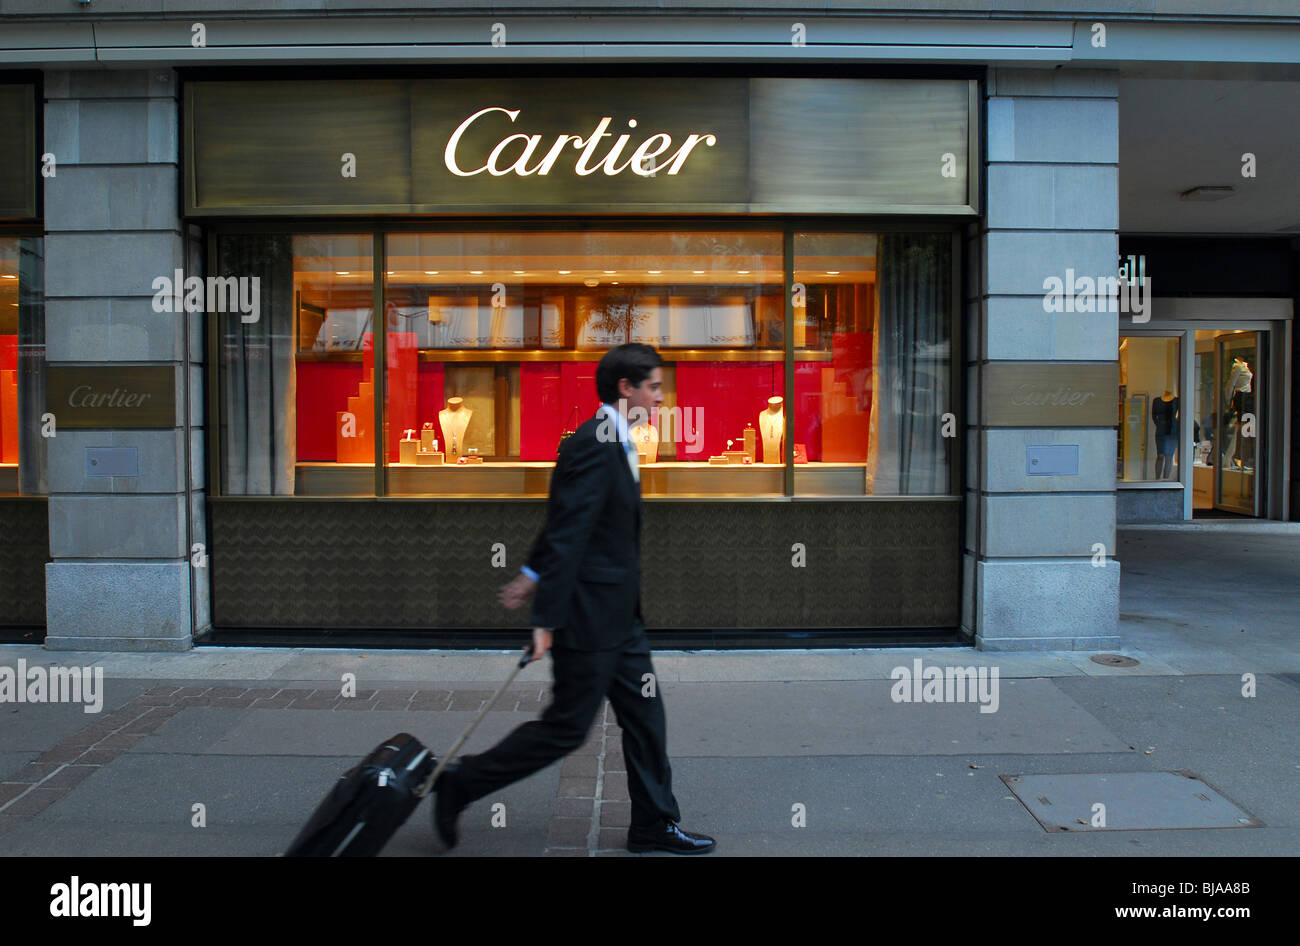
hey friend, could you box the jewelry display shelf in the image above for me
[293,461,871,497]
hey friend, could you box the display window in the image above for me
[794,232,951,496]
[217,233,375,495]
[0,235,44,496]
[214,226,956,499]
[1117,335,1181,483]
[381,230,784,497]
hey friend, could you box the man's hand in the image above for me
[499,572,537,610]
[531,627,553,662]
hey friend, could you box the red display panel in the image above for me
[418,362,446,449]
[675,362,785,460]
[296,360,363,462]
[520,362,601,461]
[793,361,821,461]
[822,331,872,462]
[386,331,418,462]
[0,335,16,463]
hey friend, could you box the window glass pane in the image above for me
[793,232,952,496]
[0,236,45,495]
[383,231,782,496]
[1190,329,1260,514]
[218,233,374,495]
[1118,335,1181,483]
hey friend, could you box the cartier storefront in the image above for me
[0,77,47,634]
[190,73,978,645]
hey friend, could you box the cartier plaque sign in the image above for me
[186,77,974,216]
[46,366,176,429]
[982,363,1119,427]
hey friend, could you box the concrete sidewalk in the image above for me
[0,524,1296,856]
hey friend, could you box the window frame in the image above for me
[205,218,963,501]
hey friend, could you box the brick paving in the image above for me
[0,681,634,856]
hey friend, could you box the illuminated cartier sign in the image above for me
[444,107,718,178]
[185,77,976,214]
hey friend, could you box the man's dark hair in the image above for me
[596,343,663,403]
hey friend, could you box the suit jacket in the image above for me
[526,412,644,651]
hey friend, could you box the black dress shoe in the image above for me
[431,765,468,851]
[627,820,716,855]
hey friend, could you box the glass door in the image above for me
[1211,331,1264,515]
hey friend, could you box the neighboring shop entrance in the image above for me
[1118,299,1291,524]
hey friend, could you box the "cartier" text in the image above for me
[444,107,717,178]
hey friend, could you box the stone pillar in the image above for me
[41,69,208,651]
[964,69,1121,651]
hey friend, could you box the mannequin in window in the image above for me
[439,397,472,463]
[758,396,783,464]
[1151,389,1179,480]
[1222,357,1252,469]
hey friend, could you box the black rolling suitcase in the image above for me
[284,646,533,857]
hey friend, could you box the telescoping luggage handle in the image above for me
[416,644,536,798]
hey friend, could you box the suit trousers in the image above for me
[454,631,682,830]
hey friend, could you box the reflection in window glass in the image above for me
[218,234,374,495]
[1118,335,1181,482]
[794,232,952,495]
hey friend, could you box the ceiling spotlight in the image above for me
[1179,186,1235,201]
[336,271,350,275]
[424,271,438,275]
[558,270,571,275]
[470,270,484,275]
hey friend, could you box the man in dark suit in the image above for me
[433,343,715,855]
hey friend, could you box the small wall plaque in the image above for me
[983,363,1118,427]
[85,446,139,478]
[1027,444,1079,476]
[46,366,176,429]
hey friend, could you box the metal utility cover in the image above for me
[1027,444,1079,476]
[85,446,139,478]
[1001,771,1262,832]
